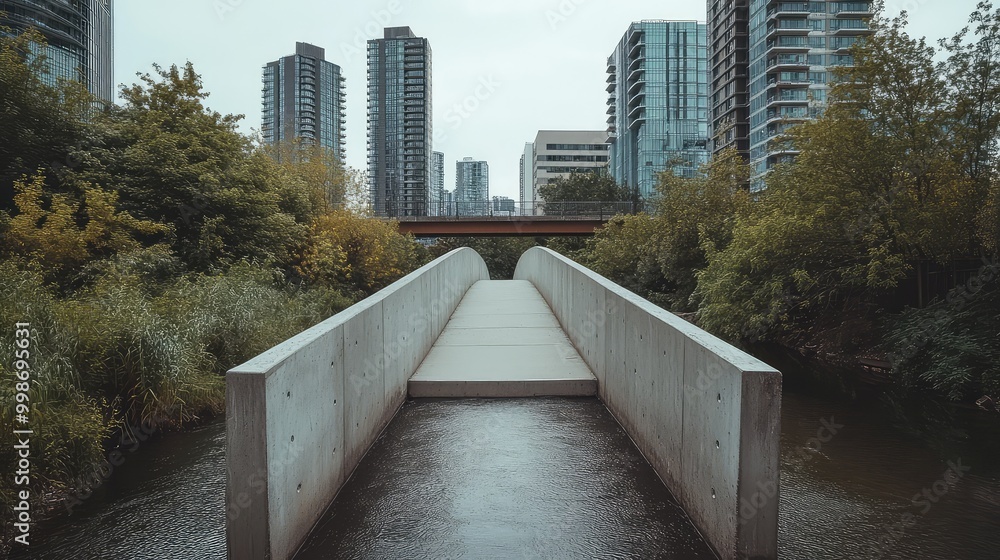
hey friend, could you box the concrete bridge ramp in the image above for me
[408,279,597,397]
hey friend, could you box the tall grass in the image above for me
[0,250,353,530]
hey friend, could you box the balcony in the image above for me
[832,2,872,16]
[766,38,809,52]
[606,81,616,93]
[767,54,809,70]
[766,2,810,19]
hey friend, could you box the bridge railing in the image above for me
[369,200,638,219]
[514,247,781,560]
[225,248,490,560]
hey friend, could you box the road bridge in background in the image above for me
[386,200,636,237]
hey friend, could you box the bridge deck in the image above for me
[293,398,717,560]
[408,280,597,397]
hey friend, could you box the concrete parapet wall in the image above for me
[514,247,781,560]
[226,248,490,560]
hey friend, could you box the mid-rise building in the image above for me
[709,0,874,188]
[492,196,516,216]
[0,0,114,102]
[607,20,709,198]
[530,131,609,213]
[431,151,445,215]
[367,26,434,216]
[262,42,346,161]
[455,157,489,216]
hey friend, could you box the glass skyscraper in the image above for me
[455,157,489,216]
[262,42,346,161]
[0,0,114,102]
[367,27,434,217]
[710,0,873,189]
[607,21,709,199]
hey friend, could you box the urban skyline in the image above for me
[95,3,963,201]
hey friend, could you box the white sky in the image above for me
[115,0,976,201]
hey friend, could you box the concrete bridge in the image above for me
[226,247,781,559]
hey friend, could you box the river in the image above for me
[11,349,1000,559]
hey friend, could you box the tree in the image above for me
[538,169,636,215]
[430,237,537,280]
[0,27,95,211]
[696,11,978,345]
[88,63,316,270]
[295,210,429,296]
[2,172,165,283]
[266,139,350,214]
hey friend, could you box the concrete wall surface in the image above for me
[226,248,490,559]
[514,247,781,560]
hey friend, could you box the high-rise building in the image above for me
[442,189,454,216]
[607,21,709,198]
[455,157,489,216]
[431,151,445,215]
[519,142,534,207]
[262,43,346,161]
[707,0,750,161]
[530,131,609,214]
[367,26,434,216]
[0,0,114,102]
[709,0,873,188]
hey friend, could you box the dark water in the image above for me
[11,352,1000,559]
[296,398,715,559]
[8,420,226,560]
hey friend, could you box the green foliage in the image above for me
[296,210,430,297]
[0,263,112,522]
[538,169,637,205]
[0,27,95,210]
[698,11,985,345]
[0,252,354,526]
[2,171,166,285]
[579,147,751,310]
[584,214,673,305]
[431,237,538,280]
[87,63,315,271]
[883,269,1000,400]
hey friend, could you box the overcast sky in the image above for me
[115,0,976,201]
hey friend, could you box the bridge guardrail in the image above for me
[514,247,781,560]
[369,200,638,219]
[225,248,490,560]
